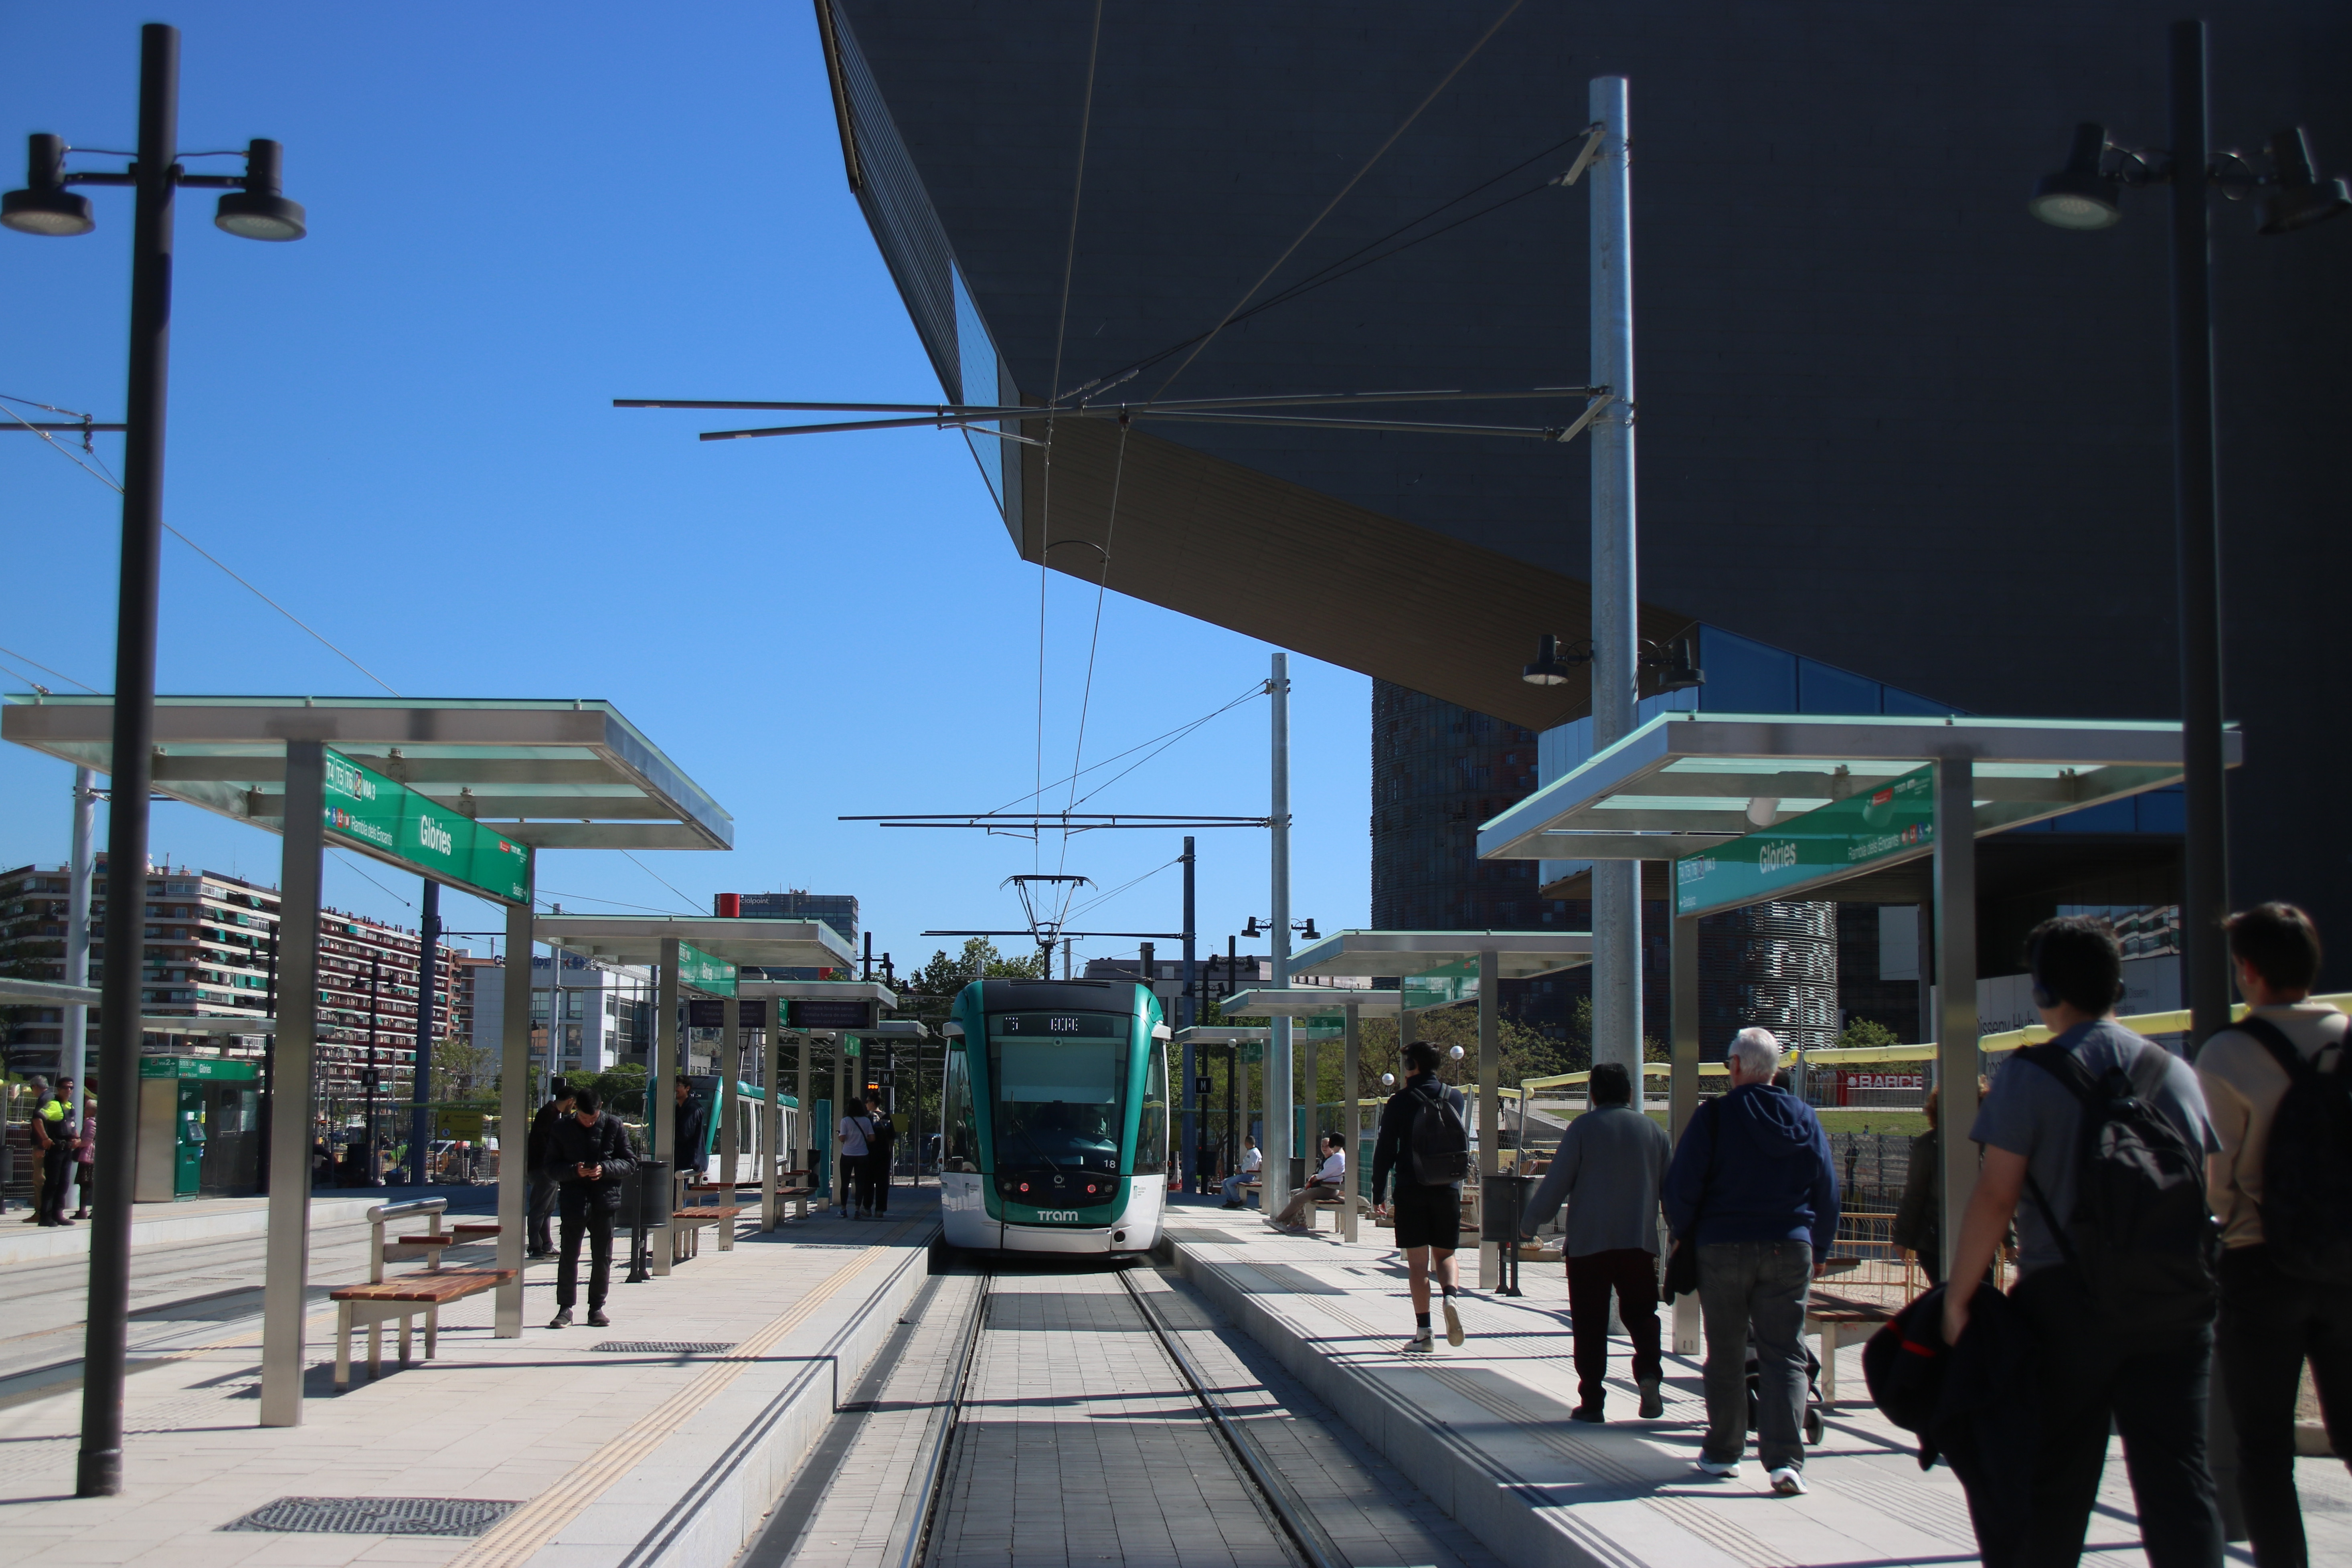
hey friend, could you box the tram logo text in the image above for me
[1034,1210,1080,1222]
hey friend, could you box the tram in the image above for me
[938,978,1171,1254]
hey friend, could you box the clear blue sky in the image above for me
[0,2,1371,971]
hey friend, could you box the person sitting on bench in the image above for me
[544,1086,636,1329]
[1219,1135,1261,1209]
[1269,1135,1349,1229]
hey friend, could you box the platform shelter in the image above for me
[729,979,901,1224]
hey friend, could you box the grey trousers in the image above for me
[1696,1238,1812,1471]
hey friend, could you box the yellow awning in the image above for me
[1976,992,2352,1053]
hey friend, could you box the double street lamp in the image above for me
[2,22,305,1499]
[2030,20,2346,1055]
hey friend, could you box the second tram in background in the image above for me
[938,978,1171,1254]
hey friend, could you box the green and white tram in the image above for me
[938,978,1171,1254]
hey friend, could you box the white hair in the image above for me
[1728,1028,1781,1078]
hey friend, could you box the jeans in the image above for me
[555,1191,615,1311]
[1697,1239,1812,1470]
[1220,1172,1257,1206]
[2009,1267,2222,1568]
[2218,1244,2351,1568]
[527,1172,558,1253]
[855,1153,883,1214]
[38,1145,74,1224]
[1568,1247,1663,1412]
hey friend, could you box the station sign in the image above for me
[676,941,737,997]
[321,747,532,906]
[1674,765,1935,919]
[1194,1074,1213,1095]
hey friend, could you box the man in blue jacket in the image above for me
[1663,1027,1840,1496]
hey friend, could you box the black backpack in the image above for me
[1404,1082,1471,1186]
[2230,1016,2352,1283]
[2016,1042,2218,1338]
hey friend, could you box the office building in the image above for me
[467,955,652,1079]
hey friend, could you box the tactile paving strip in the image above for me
[223,1497,522,1536]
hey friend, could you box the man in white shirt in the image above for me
[1219,1135,1262,1209]
[1270,1135,1350,1229]
[836,1104,873,1218]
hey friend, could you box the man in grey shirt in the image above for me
[1945,915,2223,1568]
[1523,1062,1673,1422]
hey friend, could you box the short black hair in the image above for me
[1589,1061,1633,1105]
[571,1086,600,1115]
[1403,1041,1442,1075]
[551,1076,568,1093]
[2025,915,2124,1015]
[2228,902,2322,993]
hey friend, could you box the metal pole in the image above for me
[75,22,180,1497]
[494,892,532,1333]
[1180,836,1196,1192]
[259,930,277,1192]
[653,940,678,1272]
[1266,651,1293,1216]
[2168,19,2230,1054]
[762,1012,781,1229]
[1669,911,1701,1354]
[62,768,96,1140]
[1588,73,1644,1106]
[1477,948,1501,1288]
[1932,756,1979,1286]
[409,880,438,1186]
[1341,1002,1360,1242]
[258,740,324,1427]
[796,1030,813,1218]
[366,958,381,1186]
[720,995,741,1191]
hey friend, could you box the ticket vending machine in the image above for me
[135,1056,263,1201]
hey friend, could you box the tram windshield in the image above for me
[989,1011,1128,1176]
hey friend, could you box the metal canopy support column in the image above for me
[761,1023,781,1230]
[796,1032,813,1218]
[1669,911,1702,1355]
[832,1037,848,1214]
[653,939,679,1276]
[720,996,741,1191]
[495,891,532,1333]
[1933,757,1980,1285]
[259,740,324,1426]
[1342,1002,1362,1242]
[1477,947,1501,1289]
[1180,836,1197,1193]
[1265,651,1293,1218]
[1303,1033,1320,1155]
[409,880,439,1186]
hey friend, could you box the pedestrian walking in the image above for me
[72,1099,96,1220]
[1943,915,2224,1567]
[544,1086,635,1329]
[525,1079,574,1259]
[2192,902,2350,1568]
[1894,1084,1947,1284]
[1269,1134,1350,1229]
[837,1100,874,1218]
[864,1095,895,1216]
[1219,1135,1261,1209]
[1371,1041,1472,1353]
[1522,1062,1673,1422]
[674,1076,709,1182]
[34,1076,78,1227]
[1663,1028,1839,1495]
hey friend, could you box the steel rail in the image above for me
[894,1265,992,1568]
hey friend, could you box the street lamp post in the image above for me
[0,22,306,1499]
[2032,20,2347,1051]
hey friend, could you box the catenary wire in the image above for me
[0,645,99,692]
[1148,0,1525,403]
[621,850,704,915]
[984,681,1265,816]
[2,398,404,696]
[1056,419,1132,879]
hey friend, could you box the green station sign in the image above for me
[322,747,532,906]
[1674,765,1935,919]
[676,940,737,997]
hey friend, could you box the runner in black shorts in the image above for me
[1371,1042,1470,1352]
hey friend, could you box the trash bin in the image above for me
[1482,1172,1538,1297]
[619,1157,672,1230]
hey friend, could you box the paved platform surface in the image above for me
[1163,1197,2352,1568]
[2,1188,937,1568]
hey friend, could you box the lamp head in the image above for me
[1520,632,1584,686]
[1297,918,1320,941]
[2,134,95,236]
[2030,122,2123,231]
[214,139,306,241]
[2259,126,2351,235]
[1654,635,1704,692]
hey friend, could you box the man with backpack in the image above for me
[1370,1041,1472,1352]
[1663,1028,1839,1495]
[2194,902,2350,1567]
[1944,914,2224,1568]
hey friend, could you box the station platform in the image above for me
[2,1190,937,1568]
[1162,1196,2352,1568]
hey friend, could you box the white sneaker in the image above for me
[1769,1467,1807,1496]
[1441,1298,1465,1347]
[1695,1457,1740,1478]
[1401,1329,1434,1354]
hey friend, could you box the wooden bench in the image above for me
[328,1271,515,1388]
[1805,1281,1892,1404]
[670,1203,742,1260]
[449,1221,499,1243]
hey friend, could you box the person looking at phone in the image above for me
[543,1086,637,1329]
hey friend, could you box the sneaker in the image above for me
[1441,1298,1465,1347]
[547,1307,573,1329]
[1637,1378,1665,1419]
[1220,1202,1243,1210]
[587,1309,611,1328]
[1769,1467,1807,1497]
[1401,1330,1435,1354]
[1695,1457,1740,1478]
[1570,1405,1605,1424]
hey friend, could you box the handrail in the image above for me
[365,1196,449,1223]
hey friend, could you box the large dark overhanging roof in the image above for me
[823,2,2350,740]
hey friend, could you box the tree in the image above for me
[1834,1016,1903,1051]
[586,1063,647,1115]
[907,936,1048,995]
[431,1036,498,1100]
